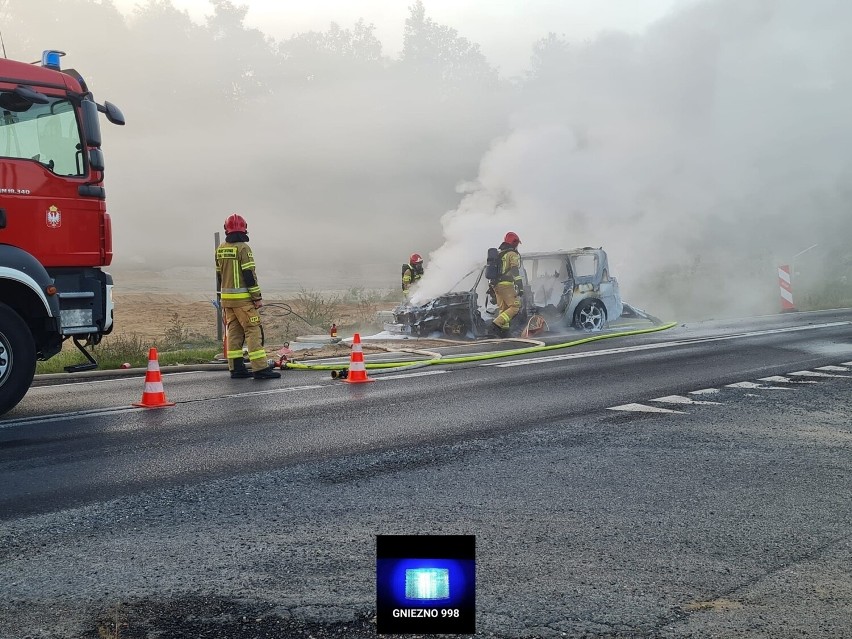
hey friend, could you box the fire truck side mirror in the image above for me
[81,100,102,148]
[100,101,125,126]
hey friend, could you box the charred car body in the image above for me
[387,247,657,338]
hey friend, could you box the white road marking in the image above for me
[489,321,851,367]
[0,407,140,428]
[690,388,720,395]
[815,365,850,372]
[607,403,685,414]
[725,381,793,390]
[375,370,449,381]
[758,376,817,384]
[651,395,722,405]
[35,369,209,388]
[788,370,852,379]
[222,385,325,398]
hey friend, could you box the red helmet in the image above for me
[409,253,423,264]
[504,231,521,246]
[224,213,247,234]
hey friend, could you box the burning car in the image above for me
[386,247,657,338]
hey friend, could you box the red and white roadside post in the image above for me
[778,264,796,312]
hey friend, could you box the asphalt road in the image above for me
[1,309,851,638]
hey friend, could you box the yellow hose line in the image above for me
[285,321,678,371]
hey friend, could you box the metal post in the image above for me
[214,232,223,347]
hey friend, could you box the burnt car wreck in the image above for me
[386,248,661,339]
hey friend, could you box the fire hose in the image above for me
[284,321,678,375]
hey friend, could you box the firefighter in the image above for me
[491,231,524,334]
[215,213,280,379]
[402,253,424,299]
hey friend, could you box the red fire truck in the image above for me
[0,50,124,416]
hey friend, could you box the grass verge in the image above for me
[36,333,221,374]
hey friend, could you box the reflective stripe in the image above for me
[227,349,244,358]
[217,242,262,300]
[247,349,267,361]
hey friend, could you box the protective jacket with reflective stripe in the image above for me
[216,238,262,308]
[497,245,522,286]
[402,263,423,291]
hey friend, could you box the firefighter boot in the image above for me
[253,365,282,380]
[489,321,508,338]
[230,358,253,379]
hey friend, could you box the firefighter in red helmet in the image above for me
[491,231,523,334]
[215,214,280,379]
[402,252,424,299]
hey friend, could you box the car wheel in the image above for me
[573,299,606,332]
[443,314,468,338]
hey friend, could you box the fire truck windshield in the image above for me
[0,94,84,176]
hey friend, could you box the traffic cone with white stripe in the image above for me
[343,333,374,384]
[132,347,176,407]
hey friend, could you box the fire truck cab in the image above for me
[0,50,124,416]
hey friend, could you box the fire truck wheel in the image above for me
[0,303,37,416]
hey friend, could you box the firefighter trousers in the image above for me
[224,304,267,372]
[493,282,520,329]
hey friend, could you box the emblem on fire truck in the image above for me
[46,205,62,228]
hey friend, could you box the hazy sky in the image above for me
[111,0,684,75]
[5,0,850,321]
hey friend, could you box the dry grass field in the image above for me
[113,293,391,347]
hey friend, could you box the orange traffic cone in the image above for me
[343,333,375,384]
[132,347,176,408]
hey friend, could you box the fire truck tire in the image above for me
[0,303,37,416]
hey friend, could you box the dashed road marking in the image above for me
[789,370,852,379]
[758,375,817,384]
[726,381,793,390]
[650,395,722,405]
[607,403,686,414]
[605,361,850,416]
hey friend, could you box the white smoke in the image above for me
[413,0,852,319]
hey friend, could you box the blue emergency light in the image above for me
[41,50,66,70]
[404,568,450,600]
